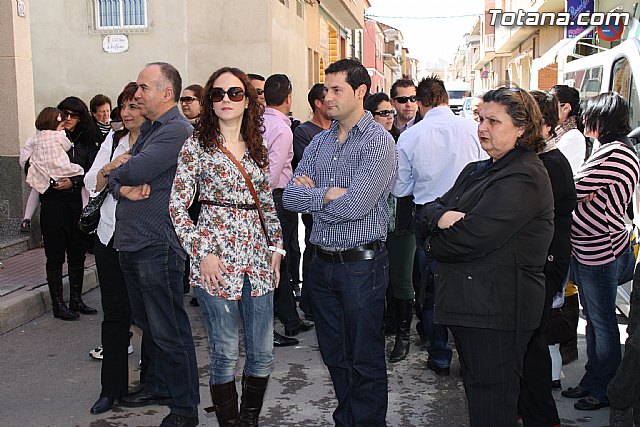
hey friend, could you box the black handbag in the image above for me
[78,140,118,234]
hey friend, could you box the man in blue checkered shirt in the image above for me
[283,59,397,427]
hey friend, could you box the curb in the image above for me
[0,266,99,334]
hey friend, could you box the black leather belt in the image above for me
[201,200,257,210]
[315,241,385,263]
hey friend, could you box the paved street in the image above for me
[0,285,616,427]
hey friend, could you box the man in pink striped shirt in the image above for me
[263,74,314,347]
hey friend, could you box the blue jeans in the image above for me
[416,231,452,368]
[119,243,199,417]
[194,275,274,384]
[308,249,389,427]
[571,251,629,401]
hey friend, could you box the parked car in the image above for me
[460,97,473,119]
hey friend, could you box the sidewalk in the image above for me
[0,247,97,334]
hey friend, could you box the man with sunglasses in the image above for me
[262,74,314,347]
[248,73,266,106]
[109,62,199,427]
[283,58,397,427]
[390,79,422,133]
[393,76,486,379]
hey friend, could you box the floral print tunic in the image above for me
[169,137,282,300]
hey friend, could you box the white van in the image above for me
[562,37,640,131]
[562,37,640,316]
[445,81,472,115]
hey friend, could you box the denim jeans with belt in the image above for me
[194,274,274,384]
[119,243,200,417]
[571,247,631,401]
[308,248,389,427]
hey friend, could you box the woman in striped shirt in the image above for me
[562,92,640,410]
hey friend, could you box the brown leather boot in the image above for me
[46,270,78,320]
[239,373,269,427]
[205,380,239,426]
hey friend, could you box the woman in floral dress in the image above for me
[169,67,283,426]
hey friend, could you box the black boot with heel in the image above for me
[205,380,240,426]
[389,299,413,363]
[46,270,78,320]
[68,266,97,315]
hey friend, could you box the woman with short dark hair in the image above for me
[562,92,640,411]
[365,92,415,362]
[518,90,576,426]
[549,85,586,174]
[419,87,555,426]
[85,82,144,414]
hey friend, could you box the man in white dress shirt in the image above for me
[393,76,486,375]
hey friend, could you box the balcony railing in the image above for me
[484,34,495,52]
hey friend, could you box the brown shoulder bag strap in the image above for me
[217,143,273,247]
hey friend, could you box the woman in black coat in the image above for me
[418,87,554,426]
[517,90,577,426]
[41,96,101,320]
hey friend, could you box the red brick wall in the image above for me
[538,64,559,90]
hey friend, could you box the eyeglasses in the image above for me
[180,96,198,104]
[255,89,264,96]
[210,87,245,102]
[393,96,417,104]
[65,111,80,119]
[373,110,395,117]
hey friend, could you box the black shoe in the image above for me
[304,313,314,322]
[189,297,199,307]
[551,380,562,390]
[90,396,116,414]
[561,385,590,399]
[415,321,426,343]
[159,412,199,427]
[274,331,298,347]
[118,388,171,407]
[574,396,609,411]
[426,359,450,376]
[284,320,314,336]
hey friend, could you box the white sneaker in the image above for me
[89,346,103,360]
[90,342,132,359]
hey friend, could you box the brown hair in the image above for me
[114,82,140,145]
[482,87,544,153]
[416,76,449,109]
[529,90,559,139]
[195,67,268,167]
[35,107,67,131]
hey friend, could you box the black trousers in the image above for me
[518,282,560,426]
[451,326,533,427]
[94,238,131,398]
[40,197,86,271]
[272,189,300,329]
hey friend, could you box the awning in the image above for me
[533,25,594,69]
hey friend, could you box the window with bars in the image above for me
[95,0,147,30]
